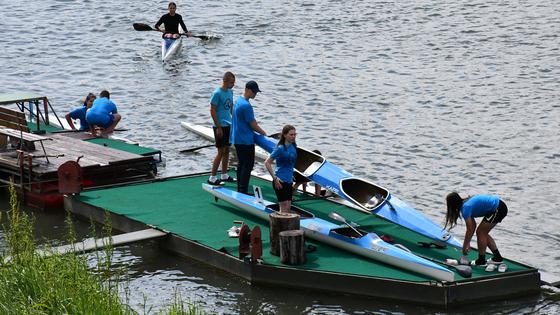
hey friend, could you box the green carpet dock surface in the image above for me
[66,172,540,305]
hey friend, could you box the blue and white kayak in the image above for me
[161,37,182,62]
[253,133,461,248]
[202,184,455,282]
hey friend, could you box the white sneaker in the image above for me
[498,263,508,272]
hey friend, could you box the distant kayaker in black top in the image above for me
[155,2,192,39]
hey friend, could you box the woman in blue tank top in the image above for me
[445,192,508,266]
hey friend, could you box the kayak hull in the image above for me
[202,184,455,282]
[161,37,182,62]
[180,122,269,160]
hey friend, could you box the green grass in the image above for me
[0,183,209,315]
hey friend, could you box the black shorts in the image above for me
[272,180,293,202]
[213,126,231,148]
[483,200,508,224]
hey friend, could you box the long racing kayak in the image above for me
[253,133,461,248]
[162,37,182,62]
[180,122,269,160]
[202,183,455,282]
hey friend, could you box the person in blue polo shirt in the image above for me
[86,90,122,138]
[65,93,95,131]
[208,71,236,185]
[230,80,267,194]
[445,192,508,266]
[265,125,297,213]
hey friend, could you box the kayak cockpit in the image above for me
[339,178,390,211]
[266,203,315,219]
[329,226,368,239]
[294,147,325,177]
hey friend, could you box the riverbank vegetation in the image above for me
[0,184,207,315]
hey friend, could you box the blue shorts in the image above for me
[86,112,114,128]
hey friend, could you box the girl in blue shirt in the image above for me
[65,93,95,131]
[265,125,297,213]
[445,192,508,266]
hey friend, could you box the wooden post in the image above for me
[279,230,306,265]
[269,212,300,256]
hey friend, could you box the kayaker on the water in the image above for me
[208,71,237,185]
[231,80,267,194]
[65,93,95,132]
[155,2,192,39]
[86,90,122,138]
[445,192,508,266]
[265,125,297,213]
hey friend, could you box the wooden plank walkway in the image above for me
[38,228,168,257]
[3,229,167,262]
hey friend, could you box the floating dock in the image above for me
[0,92,161,210]
[64,172,541,307]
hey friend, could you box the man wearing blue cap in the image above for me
[231,80,267,194]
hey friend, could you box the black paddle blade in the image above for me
[133,23,153,31]
[179,144,215,153]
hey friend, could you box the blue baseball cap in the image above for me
[246,80,261,94]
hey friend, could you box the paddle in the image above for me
[52,128,129,134]
[328,212,364,237]
[179,143,215,153]
[132,23,212,40]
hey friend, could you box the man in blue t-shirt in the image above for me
[231,80,267,194]
[208,71,236,185]
[86,90,122,137]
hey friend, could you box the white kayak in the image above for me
[161,37,182,62]
[180,122,269,160]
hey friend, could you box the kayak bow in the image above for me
[161,37,182,62]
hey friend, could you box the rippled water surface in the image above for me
[1,0,559,313]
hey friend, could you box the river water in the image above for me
[1,0,559,313]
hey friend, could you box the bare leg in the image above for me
[211,146,224,177]
[220,146,230,174]
[486,234,498,252]
[279,200,292,213]
[476,221,497,256]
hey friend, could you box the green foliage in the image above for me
[0,183,207,315]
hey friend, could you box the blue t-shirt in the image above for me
[270,143,297,183]
[231,96,256,145]
[210,87,233,127]
[86,97,118,128]
[69,106,89,130]
[461,195,500,219]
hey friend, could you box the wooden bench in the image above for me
[0,107,30,132]
[0,126,53,162]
